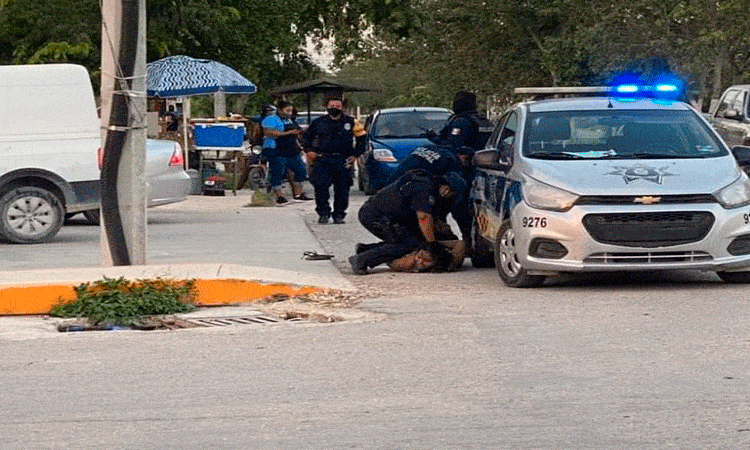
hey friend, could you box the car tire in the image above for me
[0,186,65,244]
[717,271,750,283]
[82,209,101,225]
[471,218,495,268]
[494,220,545,288]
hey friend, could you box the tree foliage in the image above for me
[337,0,750,112]
[1,0,749,113]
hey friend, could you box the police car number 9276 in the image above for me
[469,81,750,288]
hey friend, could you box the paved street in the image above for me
[2,190,750,449]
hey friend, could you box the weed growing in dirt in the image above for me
[50,277,197,326]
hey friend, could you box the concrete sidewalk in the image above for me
[0,191,356,315]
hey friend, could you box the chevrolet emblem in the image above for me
[633,196,662,205]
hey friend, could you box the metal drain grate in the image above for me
[182,315,305,327]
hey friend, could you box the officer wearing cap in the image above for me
[349,170,467,275]
[301,95,367,224]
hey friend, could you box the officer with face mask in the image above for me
[301,95,367,224]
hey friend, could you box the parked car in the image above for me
[705,84,750,148]
[0,63,190,243]
[358,107,452,194]
[471,82,750,287]
[295,111,326,129]
[74,139,192,224]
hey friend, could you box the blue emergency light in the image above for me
[609,73,684,100]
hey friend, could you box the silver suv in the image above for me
[471,87,750,287]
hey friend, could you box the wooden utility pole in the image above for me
[100,0,148,266]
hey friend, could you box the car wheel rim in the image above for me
[499,227,521,277]
[6,195,56,237]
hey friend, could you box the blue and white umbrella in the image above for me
[147,55,256,98]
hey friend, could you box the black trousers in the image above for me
[356,202,423,269]
[309,155,352,219]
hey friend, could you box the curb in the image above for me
[0,263,356,315]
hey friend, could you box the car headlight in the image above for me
[714,175,750,208]
[373,148,397,163]
[522,175,578,211]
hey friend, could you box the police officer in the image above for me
[302,95,367,224]
[430,90,494,162]
[385,144,464,186]
[385,144,472,242]
[349,170,467,275]
[429,91,493,246]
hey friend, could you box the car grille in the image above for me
[582,211,715,247]
[585,251,713,264]
[576,194,716,205]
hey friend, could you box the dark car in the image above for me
[358,107,452,194]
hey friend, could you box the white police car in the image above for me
[470,81,750,287]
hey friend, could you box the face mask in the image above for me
[327,108,342,118]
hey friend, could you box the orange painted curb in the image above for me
[0,279,324,315]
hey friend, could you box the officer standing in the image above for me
[349,170,466,275]
[430,90,494,161]
[302,95,367,224]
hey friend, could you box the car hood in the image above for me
[523,156,742,195]
[370,137,433,161]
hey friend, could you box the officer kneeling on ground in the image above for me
[349,170,467,275]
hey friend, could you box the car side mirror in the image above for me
[724,109,741,120]
[731,145,750,165]
[473,148,510,171]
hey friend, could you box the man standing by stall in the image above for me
[301,95,367,224]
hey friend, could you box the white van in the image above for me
[0,64,101,243]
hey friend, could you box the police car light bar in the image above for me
[514,87,610,96]
[515,83,682,100]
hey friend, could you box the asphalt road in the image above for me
[2,189,750,449]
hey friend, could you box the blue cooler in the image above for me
[194,122,245,148]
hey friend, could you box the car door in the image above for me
[722,89,750,146]
[473,109,520,240]
[713,89,741,145]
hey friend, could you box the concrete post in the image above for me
[214,91,226,118]
[100,0,148,266]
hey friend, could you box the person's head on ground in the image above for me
[324,94,344,119]
[452,91,477,115]
[277,100,294,119]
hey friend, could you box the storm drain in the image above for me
[183,315,305,327]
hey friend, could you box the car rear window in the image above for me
[371,111,451,139]
[523,110,728,160]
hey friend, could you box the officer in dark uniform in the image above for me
[385,144,471,242]
[349,170,467,274]
[302,95,367,224]
[430,90,494,160]
[385,144,464,186]
[428,91,493,248]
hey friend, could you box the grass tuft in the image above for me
[50,276,197,326]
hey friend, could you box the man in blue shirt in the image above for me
[262,101,309,204]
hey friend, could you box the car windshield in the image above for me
[371,111,451,139]
[523,110,728,160]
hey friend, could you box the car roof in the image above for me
[376,106,452,114]
[524,96,693,113]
